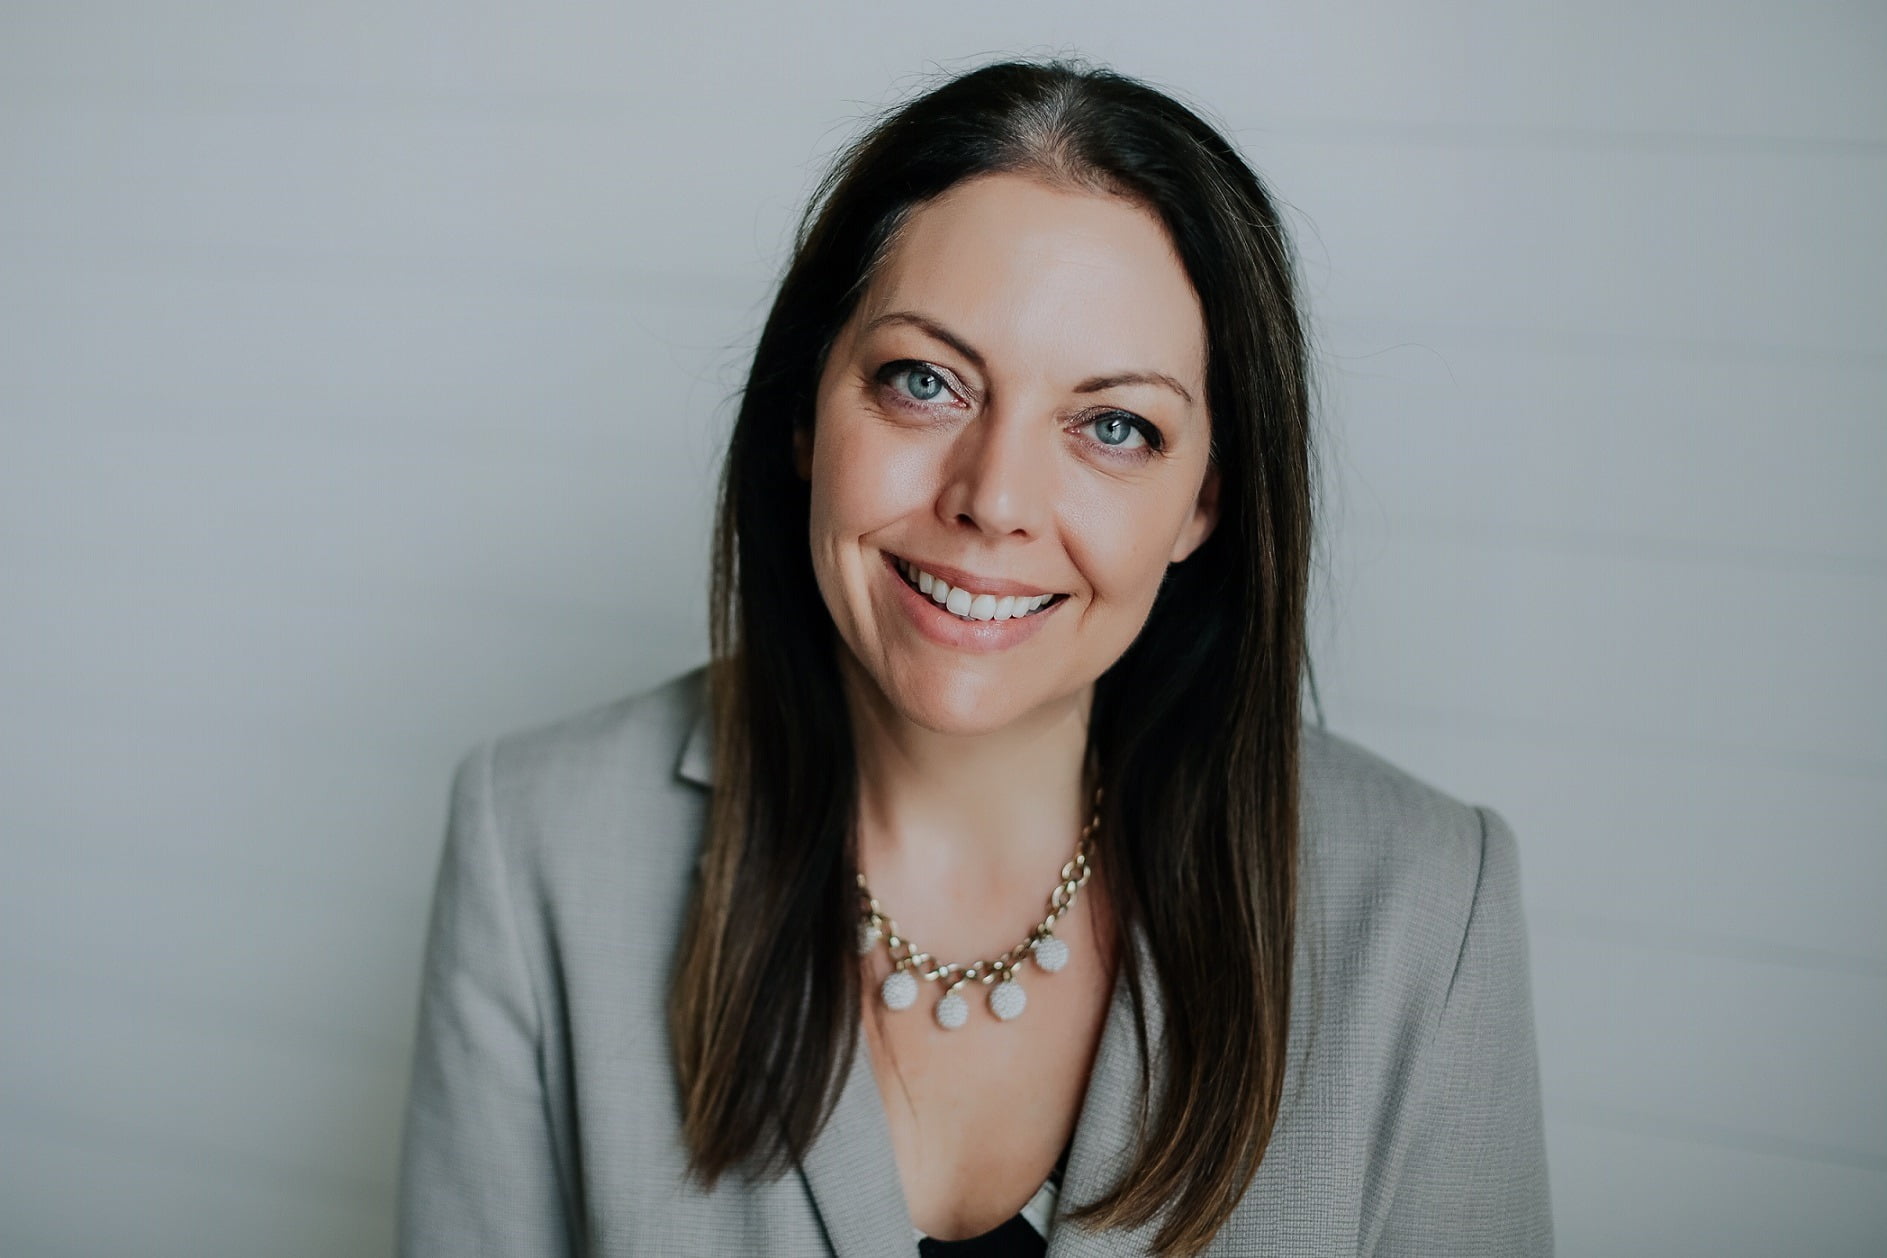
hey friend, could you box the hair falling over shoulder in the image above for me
[668,56,1316,1257]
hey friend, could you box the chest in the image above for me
[858,895,1118,1241]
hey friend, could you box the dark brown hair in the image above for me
[670,55,1315,1256]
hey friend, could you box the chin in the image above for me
[882,659,1031,737]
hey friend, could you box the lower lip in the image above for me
[882,552,1064,653]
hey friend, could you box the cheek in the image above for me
[1067,495,1183,605]
[810,421,935,530]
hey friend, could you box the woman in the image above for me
[397,58,1553,1257]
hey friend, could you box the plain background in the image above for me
[3,4,1883,1255]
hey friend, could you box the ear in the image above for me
[1169,460,1220,564]
[792,424,812,482]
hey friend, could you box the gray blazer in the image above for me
[397,665,1553,1255]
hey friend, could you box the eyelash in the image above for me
[874,359,1166,462]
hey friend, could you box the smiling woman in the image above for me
[799,173,1220,740]
[397,56,1553,1258]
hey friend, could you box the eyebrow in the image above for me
[861,309,1196,407]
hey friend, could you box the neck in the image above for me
[839,654,1096,889]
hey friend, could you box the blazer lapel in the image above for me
[674,689,918,1254]
[794,1019,923,1256]
[1045,924,1170,1257]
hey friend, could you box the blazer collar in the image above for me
[675,682,714,787]
[1043,942,1171,1257]
[674,684,1172,1255]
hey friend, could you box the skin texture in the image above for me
[794,171,1219,1240]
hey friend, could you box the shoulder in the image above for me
[1293,723,1524,1010]
[451,663,713,928]
[477,662,709,812]
[1221,731,1546,1247]
[1298,722,1506,878]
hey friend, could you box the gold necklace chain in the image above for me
[855,785,1101,1029]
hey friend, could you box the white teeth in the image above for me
[897,557,1056,623]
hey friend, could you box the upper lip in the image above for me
[890,552,1064,599]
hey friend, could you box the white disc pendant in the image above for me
[881,969,918,1011]
[934,989,969,1030]
[856,922,881,956]
[988,979,1027,1021]
[1032,935,1070,973]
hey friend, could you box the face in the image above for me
[797,171,1219,736]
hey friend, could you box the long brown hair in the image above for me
[669,56,1316,1256]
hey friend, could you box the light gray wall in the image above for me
[2,4,1881,1255]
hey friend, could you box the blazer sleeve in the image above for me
[397,740,575,1258]
[1371,805,1556,1257]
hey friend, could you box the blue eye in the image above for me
[876,359,1164,461]
[1090,414,1144,449]
[894,363,948,402]
[1083,411,1163,458]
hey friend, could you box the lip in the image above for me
[893,554,1064,600]
[881,551,1066,653]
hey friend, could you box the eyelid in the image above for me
[892,357,975,407]
[880,359,1165,457]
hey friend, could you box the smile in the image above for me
[880,551,1069,652]
[889,555,1067,622]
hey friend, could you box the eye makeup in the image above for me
[870,358,1168,464]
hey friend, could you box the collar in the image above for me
[675,681,715,787]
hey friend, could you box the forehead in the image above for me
[857,173,1206,392]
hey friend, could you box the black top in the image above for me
[917,1211,1049,1258]
[914,1145,1070,1258]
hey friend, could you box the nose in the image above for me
[937,400,1055,539]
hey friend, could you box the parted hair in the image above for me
[669,55,1316,1257]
